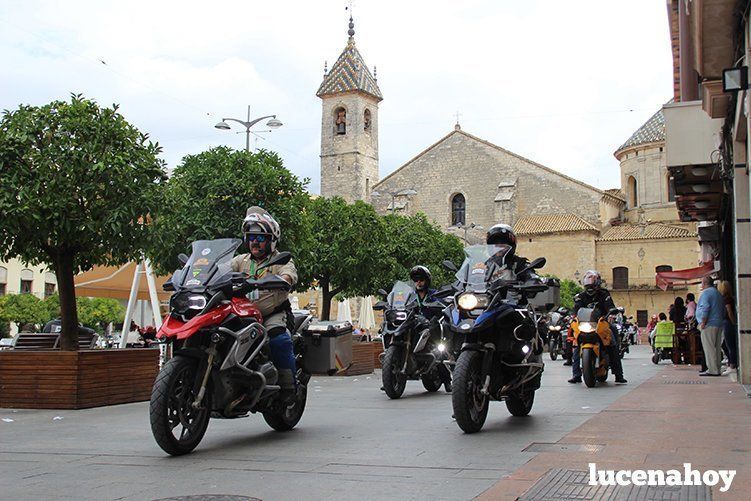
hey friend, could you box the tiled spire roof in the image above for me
[316,17,382,101]
[615,108,666,154]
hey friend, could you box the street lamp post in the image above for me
[454,222,483,246]
[371,188,418,214]
[214,105,283,152]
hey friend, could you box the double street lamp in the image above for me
[453,222,483,246]
[371,188,418,214]
[214,105,283,152]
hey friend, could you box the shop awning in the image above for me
[655,261,718,291]
[74,262,171,301]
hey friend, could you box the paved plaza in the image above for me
[0,347,670,500]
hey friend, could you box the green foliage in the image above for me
[76,297,125,333]
[550,277,583,310]
[381,212,465,289]
[147,146,311,285]
[305,197,389,319]
[0,95,167,349]
[42,293,60,323]
[0,294,47,330]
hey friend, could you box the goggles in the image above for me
[247,234,268,242]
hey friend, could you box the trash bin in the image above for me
[302,321,353,374]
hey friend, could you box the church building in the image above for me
[316,19,699,327]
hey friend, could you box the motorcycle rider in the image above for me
[568,270,627,384]
[409,265,452,392]
[231,206,298,401]
[485,224,537,281]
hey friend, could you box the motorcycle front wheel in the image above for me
[549,338,558,361]
[581,348,597,388]
[150,356,211,456]
[382,345,407,399]
[452,350,489,433]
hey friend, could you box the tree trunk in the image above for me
[321,279,332,321]
[53,251,79,351]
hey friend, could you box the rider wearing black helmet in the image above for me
[568,270,627,384]
[485,224,536,280]
[408,265,452,392]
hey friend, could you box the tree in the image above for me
[548,277,583,310]
[0,95,166,349]
[77,297,125,333]
[0,294,47,331]
[306,197,389,320]
[381,212,465,289]
[147,146,311,285]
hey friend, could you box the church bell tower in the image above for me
[317,16,382,202]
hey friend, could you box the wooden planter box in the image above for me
[0,349,159,409]
[343,342,375,376]
[371,341,384,369]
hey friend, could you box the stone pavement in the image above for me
[478,359,751,500]
[1,345,739,500]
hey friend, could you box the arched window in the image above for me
[364,109,372,131]
[20,269,33,294]
[334,107,346,135]
[451,194,466,226]
[627,176,638,208]
[0,266,6,296]
[612,266,629,290]
[667,174,676,202]
[44,272,57,298]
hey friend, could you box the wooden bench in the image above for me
[10,329,99,350]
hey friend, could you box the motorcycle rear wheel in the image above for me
[382,345,407,399]
[150,356,211,456]
[421,369,442,392]
[505,391,535,416]
[582,348,597,388]
[452,351,489,433]
[263,382,307,431]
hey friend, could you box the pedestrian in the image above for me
[646,314,659,347]
[695,276,725,376]
[685,293,697,321]
[669,297,687,325]
[717,281,738,377]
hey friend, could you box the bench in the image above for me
[9,329,99,350]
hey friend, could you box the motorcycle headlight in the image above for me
[555,326,561,331]
[548,326,556,331]
[458,293,488,310]
[437,343,446,352]
[579,322,595,333]
[171,292,208,315]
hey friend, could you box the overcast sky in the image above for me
[1,0,672,193]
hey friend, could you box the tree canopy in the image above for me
[0,294,47,330]
[0,95,166,349]
[147,146,312,284]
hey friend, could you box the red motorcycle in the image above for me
[150,238,309,456]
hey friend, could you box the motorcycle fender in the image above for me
[413,329,430,353]
[580,343,600,358]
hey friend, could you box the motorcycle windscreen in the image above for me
[172,238,242,289]
[388,280,417,310]
[456,244,514,292]
[576,307,599,323]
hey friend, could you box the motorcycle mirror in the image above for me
[178,253,189,266]
[259,251,292,270]
[163,279,175,292]
[518,257,546,276]
[442,260,458,272]
[373,301,388,311]
[377,288,388,297]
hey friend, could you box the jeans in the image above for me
[723,319,738,367]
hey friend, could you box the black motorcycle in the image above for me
[547,311,567,361]
[376,281,452,399]
[443,244,547,433]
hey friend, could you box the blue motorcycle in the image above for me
[443,244,547,433]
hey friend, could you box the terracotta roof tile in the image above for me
[597,223,696,241]
[514,214,599,236]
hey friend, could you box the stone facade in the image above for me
[319,91,380,202]
[370,128,605,232]
[516,231,598,283]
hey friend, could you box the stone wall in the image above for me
[371,130,604,229]
[619,145,670,209]
[320,91,380,202]
[516,231,597,282]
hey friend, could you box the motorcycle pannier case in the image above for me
[528,278,561,312]
[301,321,353,374]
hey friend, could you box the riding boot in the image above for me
[277,369,296,405]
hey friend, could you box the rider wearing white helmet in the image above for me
[232,206,298,398]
